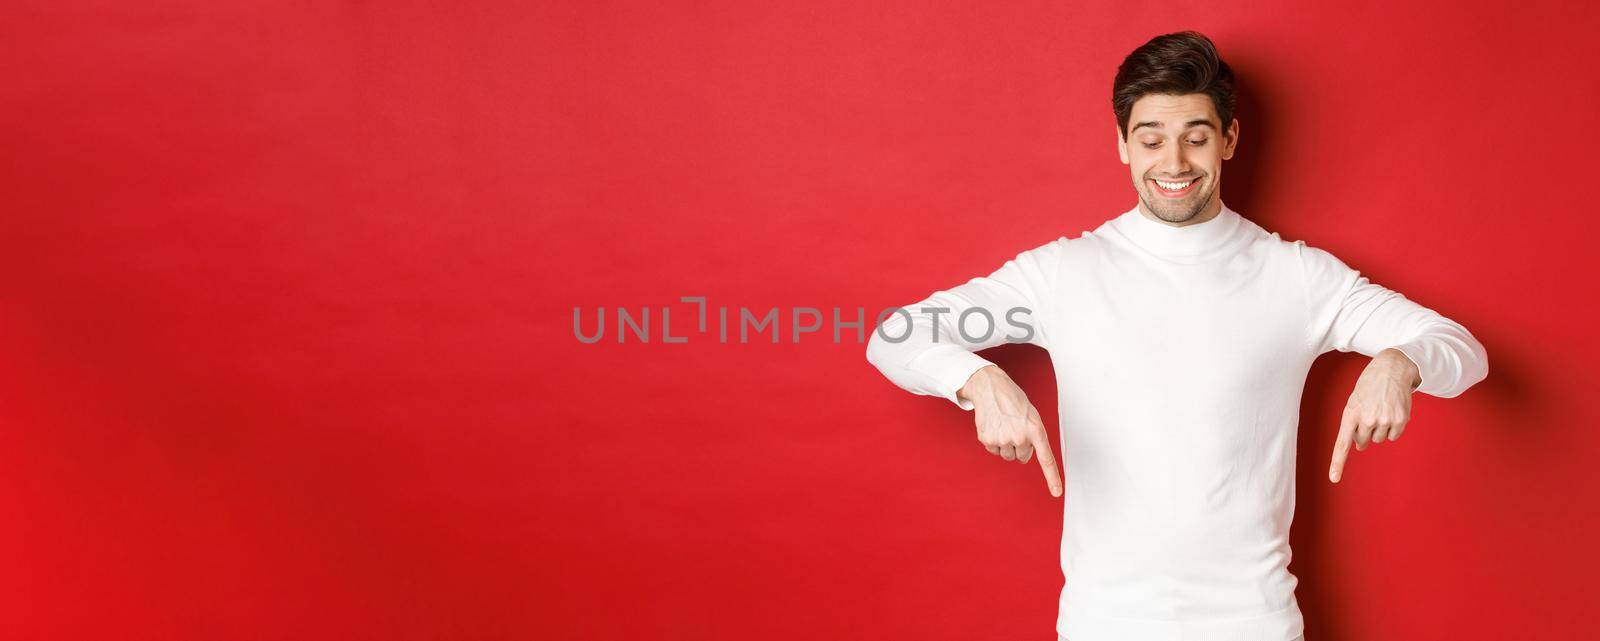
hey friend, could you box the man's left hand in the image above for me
[1329,348,1421,484]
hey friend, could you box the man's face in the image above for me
[1117,93,1239,224]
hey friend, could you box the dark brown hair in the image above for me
[1112,31,1236,139]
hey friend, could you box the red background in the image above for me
[3,2,1596,639]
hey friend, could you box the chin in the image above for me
[1144,193,1207,222]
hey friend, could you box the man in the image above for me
[864,31,1489,641]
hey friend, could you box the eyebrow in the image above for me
[1131,119,1217,134]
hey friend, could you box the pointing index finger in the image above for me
[1031,424,1062,498]
[1330,405,1357,484]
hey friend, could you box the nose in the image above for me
[1157,141,1190,177]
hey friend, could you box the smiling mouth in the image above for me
[1150,176,1199,197]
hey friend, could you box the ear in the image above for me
[1116,124,1129,164]
[1221,118,1239,161]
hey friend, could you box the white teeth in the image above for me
[1155,179,1194,191]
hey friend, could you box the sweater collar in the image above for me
[1112,200,1244,259]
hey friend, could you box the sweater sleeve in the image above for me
[1297,241,1489,398]
[865,238,1063,410]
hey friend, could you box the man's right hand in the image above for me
[957,364,1063,498]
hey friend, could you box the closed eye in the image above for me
[1142,139,1209,149]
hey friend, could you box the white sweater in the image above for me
[865,202,1489,641]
